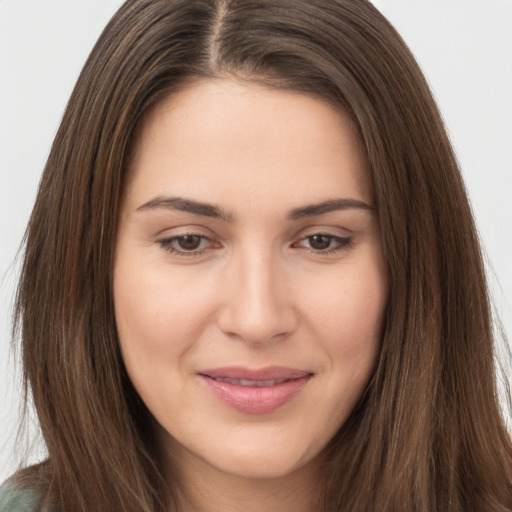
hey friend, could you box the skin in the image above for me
[113,79,388,512]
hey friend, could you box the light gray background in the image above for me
[1,0,511,481]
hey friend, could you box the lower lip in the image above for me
[200,375,311,414]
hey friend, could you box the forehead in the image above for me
[126,79,373,213]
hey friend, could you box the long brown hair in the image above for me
[12,0,512,510]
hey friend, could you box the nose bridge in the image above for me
[217,241,296,344]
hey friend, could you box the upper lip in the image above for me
[199,366,312,381]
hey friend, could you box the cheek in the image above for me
[302,256,387,387]
[307,263,386,341]
[112,263,220,427]
[113,258,214,376]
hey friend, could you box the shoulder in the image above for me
[0,481,40,512]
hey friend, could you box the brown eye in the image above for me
[293,233,353,254]
[158,234,213,255]
[177,235,202,251]
[308,235,333,250]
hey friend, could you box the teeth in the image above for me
[213,378,287,387]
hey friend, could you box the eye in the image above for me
[158,234,214,256]
[294,233,352,254]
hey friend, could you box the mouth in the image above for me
[198,366,313,414]
[207,377,291,387]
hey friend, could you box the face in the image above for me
[113,79,388,483]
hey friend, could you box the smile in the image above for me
[210,378,289,387]
[199,366,313,414]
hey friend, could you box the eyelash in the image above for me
[157,232,353,257]
[293,233,353,254]
[158,233,215,257]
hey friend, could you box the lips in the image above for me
[199,366,313,414]
[209,377,289,387]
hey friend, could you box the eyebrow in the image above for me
[137,196,232,221]
[136,196,375,221]
[288,198,375,219]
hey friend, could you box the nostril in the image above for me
[216,304,298,345]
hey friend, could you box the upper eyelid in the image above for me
[152,218,354,235]
[154,225,219,241]
[291,225,353,241]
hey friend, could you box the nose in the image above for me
[216,248,298,345]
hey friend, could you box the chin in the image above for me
[178,428,324,482]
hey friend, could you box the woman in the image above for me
[1,0,511,511]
